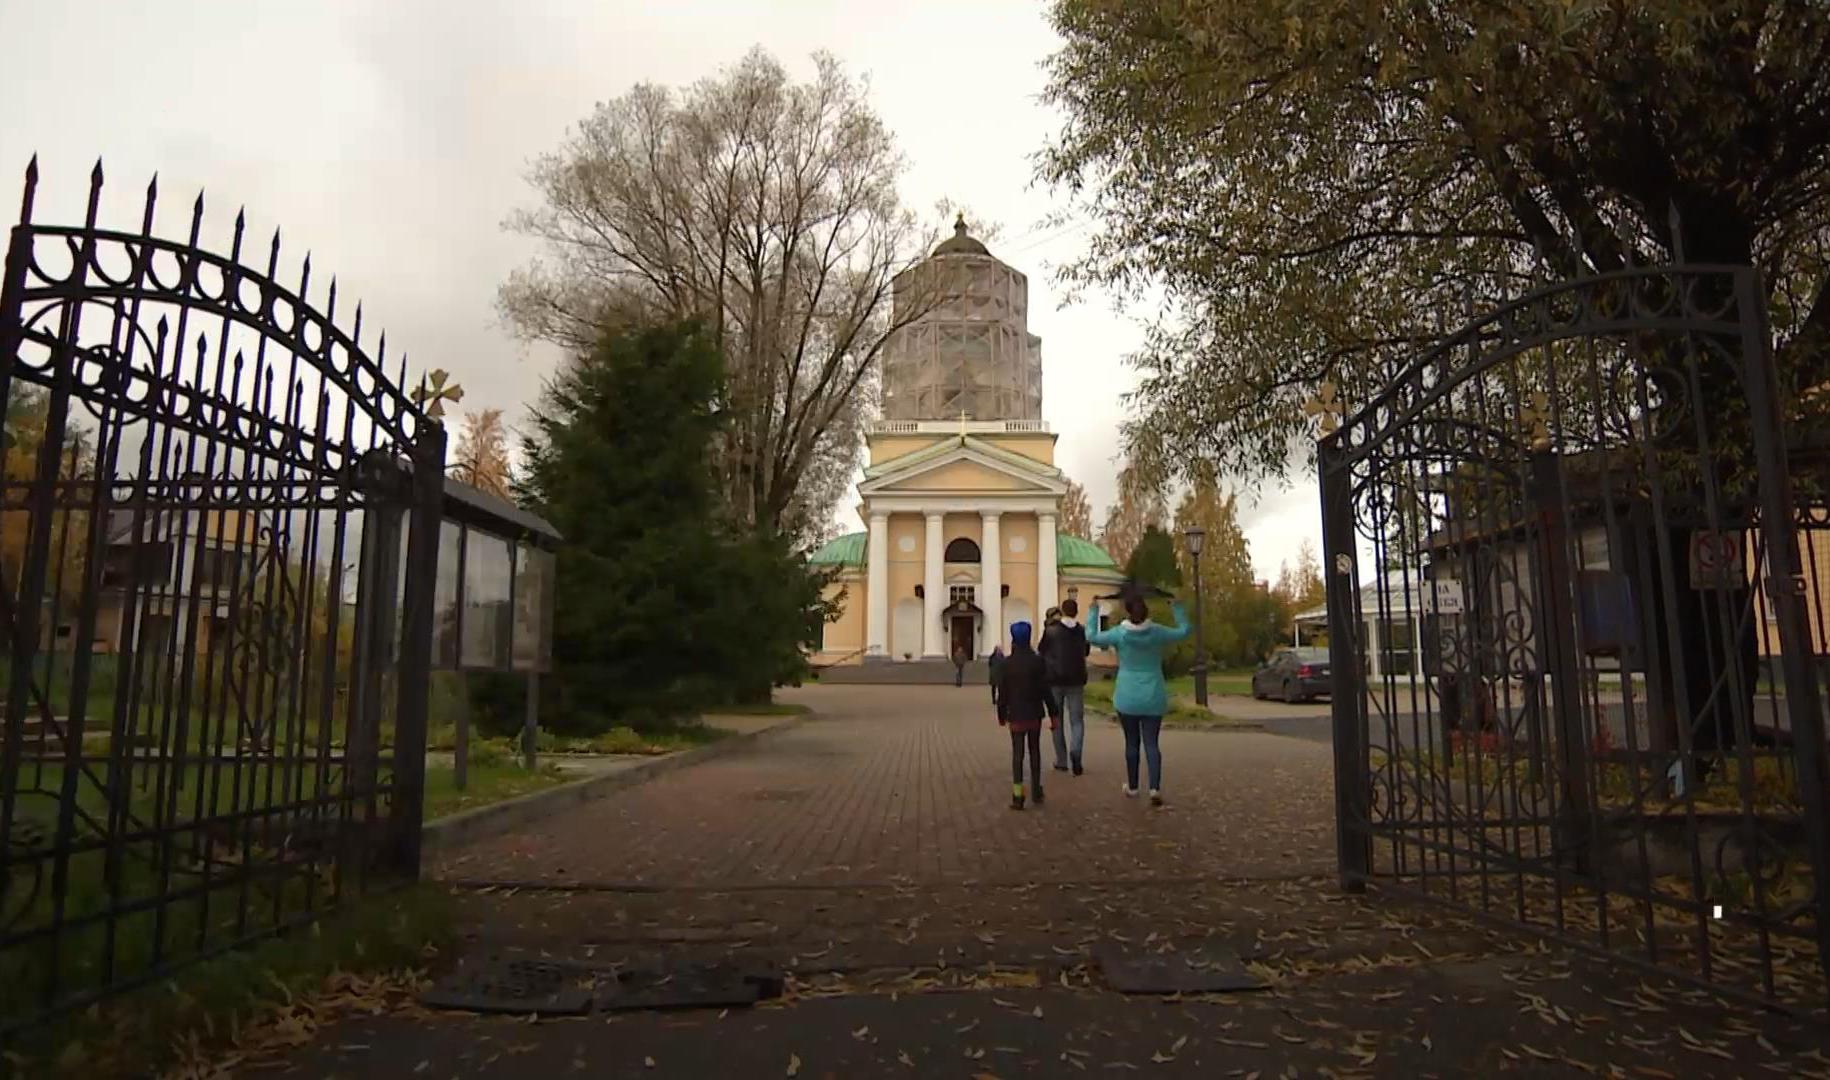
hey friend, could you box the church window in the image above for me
[944,538,981,563]
[950,585,976,606]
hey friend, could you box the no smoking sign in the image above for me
[1689,529,1745,590]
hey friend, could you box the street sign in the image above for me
[1428,579,1464,615]
[1689,530,1745,590]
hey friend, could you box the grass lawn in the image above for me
[5,884,453,1077]
[422,757,574,821]
[1083,679,1260,729]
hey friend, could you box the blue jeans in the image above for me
[1050,688,1086,766]
[1117,712,1163,791]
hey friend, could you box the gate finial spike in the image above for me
[90,157,104,187]
[1667,200,1685,264]
[20,154,38,222]
[84,158,105,224]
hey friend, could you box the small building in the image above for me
[809,218,1124,664]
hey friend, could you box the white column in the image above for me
[980,510,1002,655]
[1037,511,1059,617]
[922,511,945,657]
[866,512,890,658]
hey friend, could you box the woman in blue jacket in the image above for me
[1087,592,1190,806]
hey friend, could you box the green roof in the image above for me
[1057,534,1117,569]
[810,531,1117,570]
[809,532,867,567]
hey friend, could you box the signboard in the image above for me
[1428,579,1464,616]
[1689,530,1745,590]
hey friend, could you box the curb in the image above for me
[422,712,811,855]
[1086,703,1264,732]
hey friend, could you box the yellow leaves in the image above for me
[787,1052,802,1076]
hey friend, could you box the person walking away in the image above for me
[952,645,967,688]
[988,645,1006,705]
[1086,592,1189,806]
[1041,599,1092,775]
[996,621,1050,809]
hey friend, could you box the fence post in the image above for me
[1530,450,1594,873]
[1320,438,1371,890]
[1735,268,1830,997]
[388,424,446,879]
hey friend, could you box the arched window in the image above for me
[944,537,981,563]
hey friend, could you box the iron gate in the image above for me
[0,160,445,1031]
[1319,253,1830,1008]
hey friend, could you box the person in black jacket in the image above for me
[1040,598,1093,775]
[996,621,1050,809]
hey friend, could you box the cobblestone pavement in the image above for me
[434,684,1337,889]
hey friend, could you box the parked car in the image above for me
[1251,647,1332,703]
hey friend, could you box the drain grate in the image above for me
[421,957,599,1015]
[421,953,784,1015]
[1095,943,1266,995]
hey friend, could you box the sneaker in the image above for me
[1032,788,1045,807]
[1122,785,1138,798]
[1010,795,1025,810]
[1149,790,1164,807]
[1053,763,1070,772]
[1071,755,1083,776]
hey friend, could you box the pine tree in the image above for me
[517,321,826,728]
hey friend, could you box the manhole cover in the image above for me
[1095,943,1266,995]
[421,957,598,1015]
[599,964,784,1012]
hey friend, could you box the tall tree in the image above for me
[1042,1,1830,486]
[1100,463,1167,569]
[503,47,945,543]
[517,320,827,727]
[1059,477,1095,540]
[451,408,514,498]
[1275,539,1326,616]
[1173,478,1282,667]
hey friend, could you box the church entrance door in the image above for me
[950,615,975,659]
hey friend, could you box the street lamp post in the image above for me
[1184,525,1208,707]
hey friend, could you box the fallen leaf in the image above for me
[1171,1036,1188,1053]
[898,1051,915,1067]
[645,1057,656,1069]
[1033,1006,1045,1019]
[852,1025,870,1039]
[1151,1052,1176,1064]
[787,1052,802,1077]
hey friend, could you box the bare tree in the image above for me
[502,47,945,543]
[451,408,513,498]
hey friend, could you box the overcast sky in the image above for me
[0,0,1321,579]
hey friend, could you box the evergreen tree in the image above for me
[1123,526,1182,591]
[517,321,826,729]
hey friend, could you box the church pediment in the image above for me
[857,438,1065,498]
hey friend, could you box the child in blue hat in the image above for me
[995,620,1052,809]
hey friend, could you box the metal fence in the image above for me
[1319,253,1830,1009]
[0,160,445,1032]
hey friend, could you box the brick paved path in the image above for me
[435,684,1337,889]
[268,684,1830,1079]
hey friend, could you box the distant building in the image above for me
[810,219,1124,664]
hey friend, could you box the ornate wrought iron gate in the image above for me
[0,160,445,1031]
[1320,255,1830,1008]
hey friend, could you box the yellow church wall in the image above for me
[898,461,1028,491]
[943,513,982,556]
[819,577,865,660]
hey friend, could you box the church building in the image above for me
[810,218,1124,664]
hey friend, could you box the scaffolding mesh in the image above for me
[882,251,1043,421]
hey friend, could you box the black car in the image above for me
[1251,647,1332,703]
